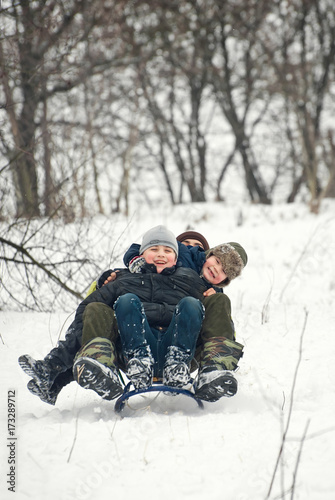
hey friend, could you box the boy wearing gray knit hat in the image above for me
[140,225,179,256]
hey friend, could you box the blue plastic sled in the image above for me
[114,382,204,413]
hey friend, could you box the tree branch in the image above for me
[0,235,84,300]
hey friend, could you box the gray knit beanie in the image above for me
[140,225,179,256]
[206,242,248,286]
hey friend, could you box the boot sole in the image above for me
[195,372,238,401]
[27,380,57,406]
[74,357,123,400]
[18,355,49,387]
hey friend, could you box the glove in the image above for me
[129,256,146,273]
[97,269,114,288]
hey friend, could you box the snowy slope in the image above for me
[1,201,335,500]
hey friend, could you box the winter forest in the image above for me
[1,0,335,220]
[1,1,335,500]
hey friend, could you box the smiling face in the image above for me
[142,245,177,273]
[201,255,227,285]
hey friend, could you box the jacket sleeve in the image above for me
[188,246,207,273]
[96,267,126,288]
[123,243,141,267]
[46,320,82,369]
[177,244,206,273]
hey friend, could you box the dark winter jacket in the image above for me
[76,263,207,331]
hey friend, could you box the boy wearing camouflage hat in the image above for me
[195,242,247,401]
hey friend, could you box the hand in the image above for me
[102,271,119,286]
[203,287,216,297]
[129,256,146,273]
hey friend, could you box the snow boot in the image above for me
[73,357,123,400]
[195,365,237,401]
[73,337,123,400]
[194,337,243,401]
[125,346,154,390]
[18,354,65,390]
[163,346,193,390]
[27,379,59,405]
[26,369,74,405]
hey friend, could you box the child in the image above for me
[177,230,209,250]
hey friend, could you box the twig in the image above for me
[281,391,286,411]
[107,417,119,441]
[300,426,335,440]
[290,419,311,500]
[0,235,84,300]
[266,309,309,498]
[107,215,136,268]
[67,414,79,463]
[56,310,76,343]
[262,278,273,324]
[279,220,323,301]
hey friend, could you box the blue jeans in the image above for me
[113,293,204,377]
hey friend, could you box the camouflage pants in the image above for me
[74,337,117,368]
[193,294,244,372]
[79,302,125,369]
[81,302,119,345]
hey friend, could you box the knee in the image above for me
[84,302,112,319]
[114,293,141,312]
[203,293,231,311]
[178,297,204,317]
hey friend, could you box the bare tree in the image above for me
[1,1,88,216]
[261,0,335,212]
[128,0,273,204]
[208,0,272,203]
[1,0,335,218]
[126,0,216,203]
[0,0,135,218]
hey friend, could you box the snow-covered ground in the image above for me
[1,201,335,500]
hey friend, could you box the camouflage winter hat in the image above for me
[206,242,248,286]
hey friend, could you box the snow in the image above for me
[1,201,335,500]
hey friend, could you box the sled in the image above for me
[114,381,204,413]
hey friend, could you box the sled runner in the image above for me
[114,381,204,413]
